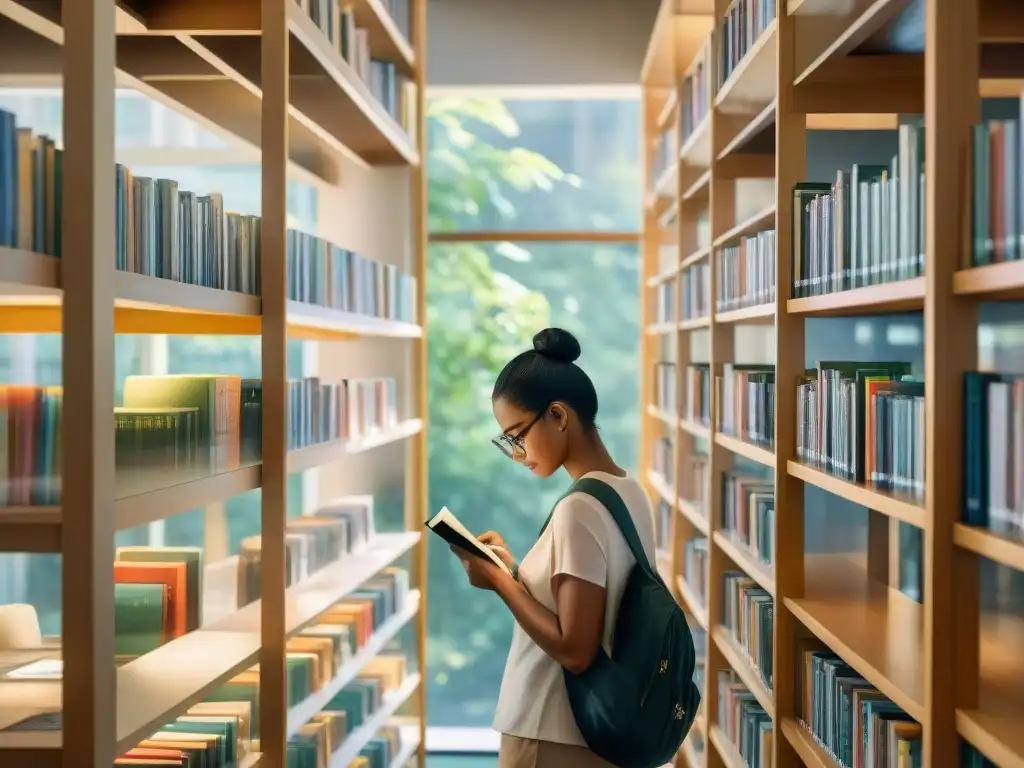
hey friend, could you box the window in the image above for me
[425,92,642,731]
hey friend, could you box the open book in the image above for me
[425,507,513,577]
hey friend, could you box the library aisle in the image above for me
[641,1,1024,767]
[0,1,429,768]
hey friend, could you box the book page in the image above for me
[426,508,512,575]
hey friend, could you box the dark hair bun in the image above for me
[533,327,581,364]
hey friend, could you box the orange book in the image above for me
[114,561,188,639]
[116,747,185,765]
[322,602,373,645]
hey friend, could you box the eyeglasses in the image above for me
[492,410,546,460]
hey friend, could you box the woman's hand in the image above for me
[451,546,511,591]
[478,530,508,551]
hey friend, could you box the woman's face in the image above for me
[491,397,569,478]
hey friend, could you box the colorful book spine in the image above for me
[681,261,711,320]
[683,537,709,607]
[717,670,772,768]
[716,229,776,311]
[716,364,775,449]
[655,361,676,413]
[685,364,712,427]
[716,0,777,90]
[721,472,775,569]
[680,37,712,143]
[722,571,773,691]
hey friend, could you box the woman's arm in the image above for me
[492,572,605,675]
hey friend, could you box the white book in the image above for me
[425,507,512,576]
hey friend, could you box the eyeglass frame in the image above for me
[492,407,548,460]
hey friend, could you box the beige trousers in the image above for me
[498,734,618,768]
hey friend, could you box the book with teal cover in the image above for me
[115,546,204,631]
[114,582,166,657]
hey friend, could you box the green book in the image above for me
[115,546,203,631]
[114,582,166,657]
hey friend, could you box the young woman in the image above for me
[452,327,658,768]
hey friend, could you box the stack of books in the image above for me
[717,364,775,449]
[795,361,924,497]
[797,640,921,767]
[715,229,776,312]
[717,670,771,768]
[721,572,773,692]
[236,495,376,606]
[684,364,711,427]
[683,537,709,607]
[791,122,925,298]
[721,473,775,569]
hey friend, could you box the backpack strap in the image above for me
[539,477,655,578]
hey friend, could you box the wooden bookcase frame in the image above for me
[0,1,429,767]
[641,1,1024,766]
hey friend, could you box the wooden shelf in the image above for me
[646,404,678,428]
[785,556,926,721]
[787,277,926,316]
[681,246,711,269]
[678,497,710,536]
[713,626,774,717]
[780,718,836,768]
[646,469,675,506]
[0,249,423,340]
[714,302,776,324]
[954,524,1024,571]
[653,163,678,199]
[708,724,747,768]
[646,265,680,287]
[954,261,1024,300]
[682,169,711,201]
[0,419,421,553]
[679,316,711,331]
[286,591,421,736]
[712,205,776,248]
[718,101,776,160]
[679,737,703,768]
[714,433,776,468]
[679,116,712,166]
[329,674,421,768]
[787,460,926,527]
[287,419,424,474]
[713,531,775,596]
[646,320,678,335]
[714,21,778,114]
[675,575,709,630]
[681,419,711,440]
[658,88,678,128]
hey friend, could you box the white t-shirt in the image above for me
[492,471,658,746]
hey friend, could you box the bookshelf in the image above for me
[641,0,1024,767]
[0,1,428,768]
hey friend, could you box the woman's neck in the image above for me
[563,435,625,481]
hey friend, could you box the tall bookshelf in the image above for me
[0,2,429,768]
[641,1,1024,767]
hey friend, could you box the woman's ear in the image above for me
[550,403,568,432]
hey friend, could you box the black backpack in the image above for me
[539,477,701,768]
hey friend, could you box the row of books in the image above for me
[963,371,1024,535]
[237,495,378,608]
[968,106,1024,268]
[680,38,711,144]
[654,361,677,415]
[652,130,675,189]
[655,278,675,324]
[652,436,673,484]
[716,229,776,312]
[656,498,673,552]
[114,165,260,293]
[683,537,709,607]
[681,456,709,515]
[962,744,998,768]
[722,472,775,570]
[682,261,711,321]
[287,229,418,323]
[721,572,773,692]
[717,670,772,768]
[717,0,776,92]
[297,0,418,139]
[792,122,925,298]
[0,111,419,317]
[717,363,775,450]
[795,362,925,499]
[0,375,400,506]
[281,569,410,707]
[684,364,712,427]
[797,641,921,768]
